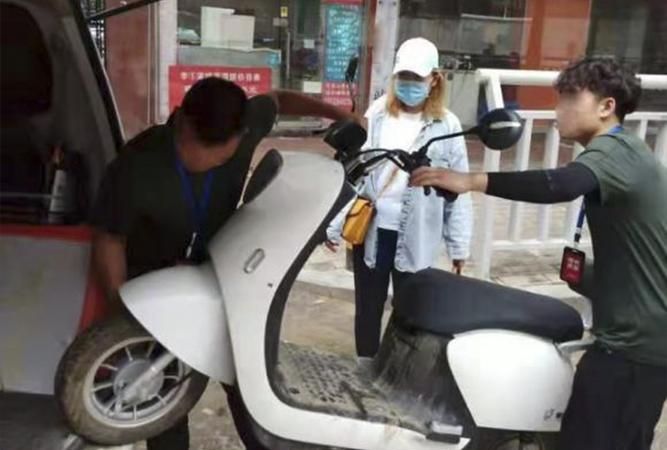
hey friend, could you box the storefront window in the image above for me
[399,0,527,71]
[81,0,107,62]
[89,0,662,136]
[173,0,367,117]
[587,0,667,110]
[399,0,666,110]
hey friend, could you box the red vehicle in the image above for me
[0,1,209,448]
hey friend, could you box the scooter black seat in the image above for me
[393,269,584,343]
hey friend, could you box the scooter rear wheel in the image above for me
[55,314,208,445]
[467,430,558,450]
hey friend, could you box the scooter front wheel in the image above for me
[467,430,558,450]
[55,314,208,445]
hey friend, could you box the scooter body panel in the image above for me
[120,263,235,384]
[207,152,469,449]
[448,330,574,432]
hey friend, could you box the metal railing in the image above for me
[473,69,667,279]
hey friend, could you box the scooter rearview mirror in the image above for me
[345,56,360,113]
[345,56,359,84]
[324,119,367,161]
[414,108,524,157]
[243,149,283,204]
[475,108,524,150]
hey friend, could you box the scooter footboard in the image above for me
[374,316,476,438]
[448,330,575,432]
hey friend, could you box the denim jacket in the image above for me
[326,97,473,272]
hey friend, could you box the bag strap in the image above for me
[376,165,400,200]
[371,114,427,201]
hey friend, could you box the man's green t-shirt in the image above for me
[91,95,278,278]
[575,130,667,367]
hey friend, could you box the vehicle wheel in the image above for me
[55,315,208,445]
[466,429,559,450]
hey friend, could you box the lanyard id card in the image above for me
[560,125,622,284]
[560,204,586,284]
[175,155,214,261]
[560,247,585,284]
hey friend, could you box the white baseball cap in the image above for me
[393,38,439,78]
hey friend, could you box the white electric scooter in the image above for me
[57,109,590,450]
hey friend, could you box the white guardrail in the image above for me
[473,69,667,279]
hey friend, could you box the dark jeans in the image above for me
[353,229,409,357]
[559,346,667,450]
[146,416,189,450]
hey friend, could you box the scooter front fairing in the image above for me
[120,263,234,383]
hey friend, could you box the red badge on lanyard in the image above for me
[560,203,586,284]
[560,246,585,284]
[560,125,620,285]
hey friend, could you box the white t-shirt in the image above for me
[373,111,424,230]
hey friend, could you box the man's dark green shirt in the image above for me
[576,131,667,366]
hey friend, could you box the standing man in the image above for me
[410,57,667,450]
[91,77,357,450]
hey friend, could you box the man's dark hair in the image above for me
[180,77,247,145]
[554,57,641,121]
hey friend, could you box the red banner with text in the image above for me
[322,81,354,111]
[169,65,272,111]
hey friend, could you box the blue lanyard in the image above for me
[609,124,623,134]
[573,124,623,246]
[574,206,586,245]
[175,156,214,259]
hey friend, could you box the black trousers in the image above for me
[559,346,667,450]
[353,229,409,358]
[146,416,189,450]
[144,385,270,450]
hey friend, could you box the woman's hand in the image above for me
[452,259,466,275]
[324,240,339,253]
[410,167,488,194]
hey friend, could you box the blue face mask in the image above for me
[394,79,431,107]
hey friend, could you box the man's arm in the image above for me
[268,90,363,125]
[410,163,599,203]
[238,91,365,165]
[90,157,134,310]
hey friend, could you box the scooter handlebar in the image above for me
[348,149,459,202]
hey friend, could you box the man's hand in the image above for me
[410,168,488,194]
[271,90,362,125]
[452,259,465,275]
[324,240,339,253]
[108,291,125,314]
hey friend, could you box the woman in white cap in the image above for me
[326,37,473,357]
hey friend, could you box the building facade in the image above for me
[95,0,666,138]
